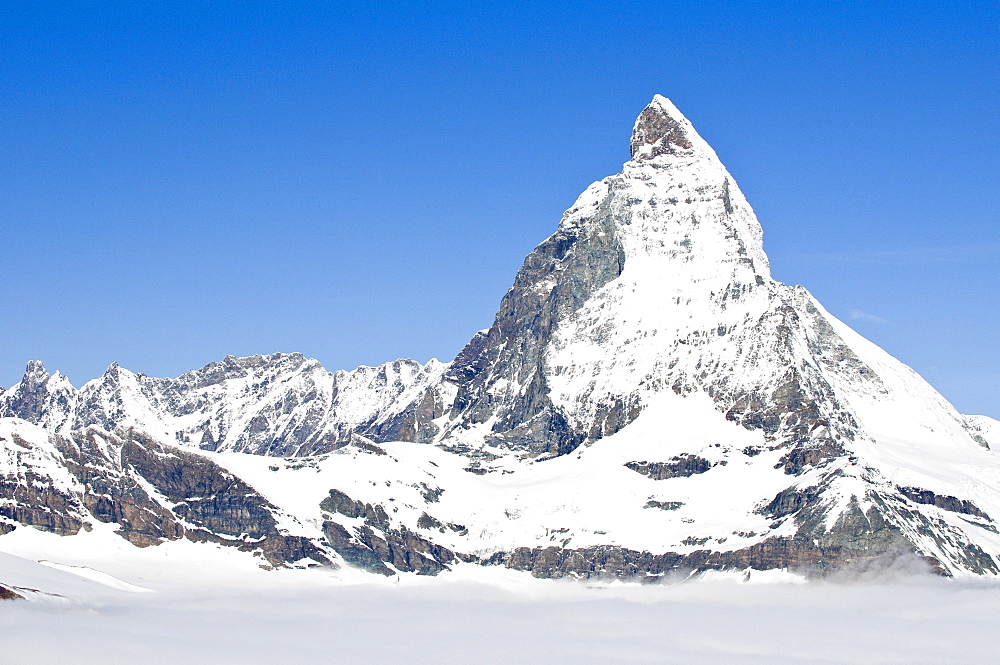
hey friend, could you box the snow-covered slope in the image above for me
[1,95,997,580]
[965,414,1000,450]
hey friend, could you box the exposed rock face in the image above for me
[504,488,998,579]
[0,585,24,600]
[897,487,992,521]
[630,100,694,159]
[0,420,331,566]
[503,535,934,581]
[0,469,86,538]
[626,455,716,480]
[320,488,457,575]
[0,427,90,537]
[1,95,998,580]
[427,194,627,456]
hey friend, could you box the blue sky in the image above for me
[1,2,997,417]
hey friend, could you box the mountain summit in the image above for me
[630,94,697,158]
[385,94,776,459]
[2,96,999,580]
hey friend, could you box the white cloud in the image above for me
[2,561,999,665]
[848,309,888,324]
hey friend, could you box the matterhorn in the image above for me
[2,95,998,580]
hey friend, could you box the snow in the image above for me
[35,560,153,592]
[205,392,805,557]
[966,414,1000,449]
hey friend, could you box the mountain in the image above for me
[2,95,999,582]
[0,354,445,456]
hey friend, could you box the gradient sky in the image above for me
[1,2,997,417]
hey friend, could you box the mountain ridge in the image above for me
[2,95,999,581]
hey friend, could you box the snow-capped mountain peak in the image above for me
[2,95,998,581]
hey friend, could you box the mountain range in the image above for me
[2,95,998,583]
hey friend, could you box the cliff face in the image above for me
[2,96,999,579]
[0,418,331,566]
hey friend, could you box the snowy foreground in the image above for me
[1,533,998,665]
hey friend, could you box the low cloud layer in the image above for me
[2,564,999,665]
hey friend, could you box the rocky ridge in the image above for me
[1,354,444,457]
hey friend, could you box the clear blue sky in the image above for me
[1,2,997,418]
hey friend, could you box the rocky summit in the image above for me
[2,95,999,581]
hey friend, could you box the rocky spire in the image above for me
[0,360,63,425]
[629,94,696,160]
[21,360,50,392]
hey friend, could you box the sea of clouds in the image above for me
[1,551,999,665]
